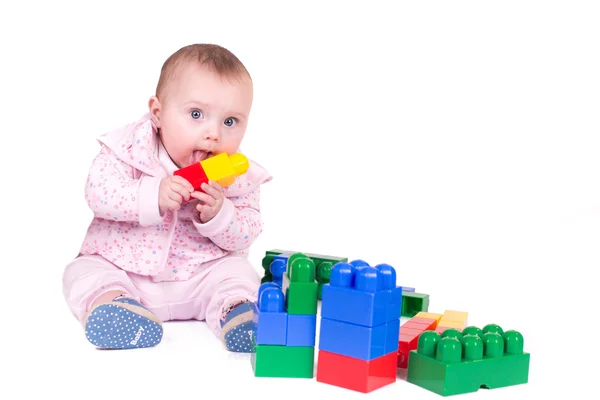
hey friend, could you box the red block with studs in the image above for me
[398,314,441,368]
[316,349,398,393]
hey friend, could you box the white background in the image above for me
[1,0,597,398]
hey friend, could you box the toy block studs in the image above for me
[407,324,530,396]
[259,249,348,299]
[317,259,401,393]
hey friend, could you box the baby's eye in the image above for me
[224,117,237,127]
[190,110,203,119]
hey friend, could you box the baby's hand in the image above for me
[191,181,224,223]
[158,176,194,216]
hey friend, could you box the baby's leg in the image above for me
[62,255,163,349]
[197,256,260,352]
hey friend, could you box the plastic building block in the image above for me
[282,256,318,315]
[316,261,333,300]
[259,249,348,296]
[270,258,286,288]
[316,350,398,393]
[321,262,402,327]
[397,312,442,368]
[317,260,401,393]
[287,314,317,346]
[319,317,400,360]
[435,310,468,334]
[407,324,530,396]
[174,152,248,191]
[401,292,430,318]
[252,283,287,345]
[401,286,415,292]
[251,345,315,378]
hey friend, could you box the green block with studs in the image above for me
[251,345,315,378]
[407,324,530,396]
[260,249,347,299]
[401,292,430,318]
[282,255,318,315]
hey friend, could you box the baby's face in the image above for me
[152,63,253,169]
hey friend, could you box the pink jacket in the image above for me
[78,113,272,281]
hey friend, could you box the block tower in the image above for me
[316,260,402,393]
[251,253,319,378]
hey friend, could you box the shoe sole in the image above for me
[221,310,254,353]
[84,302,163,349]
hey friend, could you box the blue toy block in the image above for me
[321,262,400,327]
[286,314,316,346]
[270,259,286,288]
[273,254,290,264]
[388,285,403,321]
[349,259,370,268]
[401,286,415,292]
[252,283,287,345]
[318,317,399,360]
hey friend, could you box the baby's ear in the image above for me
[148,96,162,128]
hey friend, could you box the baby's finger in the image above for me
[191,191,215,206]
[171,182,191,201]
[165,198,181,212]
[171,175,195,193]
[168,190,184,204]
[201,181,221,198]
[208,180,223,192]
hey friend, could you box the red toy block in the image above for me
[316,349,397,393]
[397,317,440,368]
[435,326,450,334]
[174,162,209,192]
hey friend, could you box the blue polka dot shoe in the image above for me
[84,296,163,349]
[220,301,255,353]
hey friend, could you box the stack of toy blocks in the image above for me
[261,249,348,299]
[407,324,530,396]
[398,311,443,368]
[251,253,318,378]
[316,260,402,393]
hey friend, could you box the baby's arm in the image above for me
[192,187,264,252]
[85,146,164,226]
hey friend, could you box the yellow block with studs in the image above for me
[201,152,249,187]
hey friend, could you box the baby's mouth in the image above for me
[192,150,212,164]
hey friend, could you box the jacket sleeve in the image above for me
[192,186,264,252]
[84,145,165,226]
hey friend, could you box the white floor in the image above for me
[12,301,537,400]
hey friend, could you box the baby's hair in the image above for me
[155,43,250,100]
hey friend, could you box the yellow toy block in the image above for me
[437,310,468,330]
[414,312,443,322]
[441,310,468,323]
[201,152,249,187]
[437,321,466,329]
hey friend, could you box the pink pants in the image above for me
[62,254,260,337]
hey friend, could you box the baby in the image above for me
[62,43,272,352]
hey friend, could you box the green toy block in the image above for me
[282,256,318,315]
[407,324,530,396]
[260,250,283,281]
[262,248,347,281]
[260,273,273,284]
[401,292,429,318]
[251,345,315,378]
